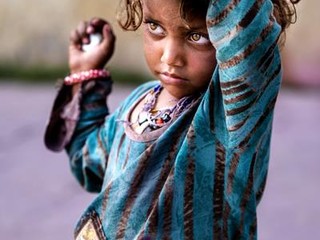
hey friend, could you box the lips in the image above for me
[158,71,187,85]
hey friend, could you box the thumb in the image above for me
[101,24,116,55]
[69,44,82,58]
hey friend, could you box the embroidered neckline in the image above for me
[132,84,197,134]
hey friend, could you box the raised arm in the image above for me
[204,1,283,238]
[44,18,116,192]
[207,0,282,147]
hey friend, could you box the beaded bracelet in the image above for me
[64,69,110,85]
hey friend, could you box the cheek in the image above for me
[143,36,158,69]
[203,55,217,79]
[190,51,217,84]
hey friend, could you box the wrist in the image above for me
[70,65,106,74]
[69,61,106,75]
[64,69,110,85]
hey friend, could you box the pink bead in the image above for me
[64,69,110,85]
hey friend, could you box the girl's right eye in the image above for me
[146,22,165,36]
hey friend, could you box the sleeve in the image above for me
[205,0,282,238]
[207,0,281,146]
[44,78,116,192]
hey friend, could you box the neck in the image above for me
[156,88,179,109]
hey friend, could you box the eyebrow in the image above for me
[142,4,207,33]
[144,15,207,34]
[185,24,207,32]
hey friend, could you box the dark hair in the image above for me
[117,0,301,38]
[272,0,301,45]
[117,0,209,31]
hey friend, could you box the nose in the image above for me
[160,39,184,67]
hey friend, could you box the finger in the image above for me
[76,21,87,35]
[86,25,95,35]
[70,29,81,46]
[76,21,90,44]
[101,24,116,57]
[89,17,109,33]
[101,24,115,41]
[90,17,108,27]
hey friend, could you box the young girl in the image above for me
[45,0,300,239]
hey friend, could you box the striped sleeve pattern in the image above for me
[66,79,114,192]
[204,0,281,239]
[207,0,281,146]
[48,0,283,239]
[65,80,157,193]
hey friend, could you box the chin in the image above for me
[163,85,193,99]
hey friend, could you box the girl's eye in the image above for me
[149,22,158,31]
[147,22,164,35]
[189,33,210,45]
[191,33,201,41]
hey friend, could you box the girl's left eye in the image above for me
[189,33,210,44]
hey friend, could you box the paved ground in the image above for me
[0,82,319,239]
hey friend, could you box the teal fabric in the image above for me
[49,0,282,239]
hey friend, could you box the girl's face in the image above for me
[142,0,216,99]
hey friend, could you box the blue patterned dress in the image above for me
[45,0,282,239]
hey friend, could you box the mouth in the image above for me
[158,71,187,85]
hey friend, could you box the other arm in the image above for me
[44,18,116,192]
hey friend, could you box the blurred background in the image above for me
[0,0,319,239]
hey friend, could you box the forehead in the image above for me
[142,0,181,18]
[142,0,206,28]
